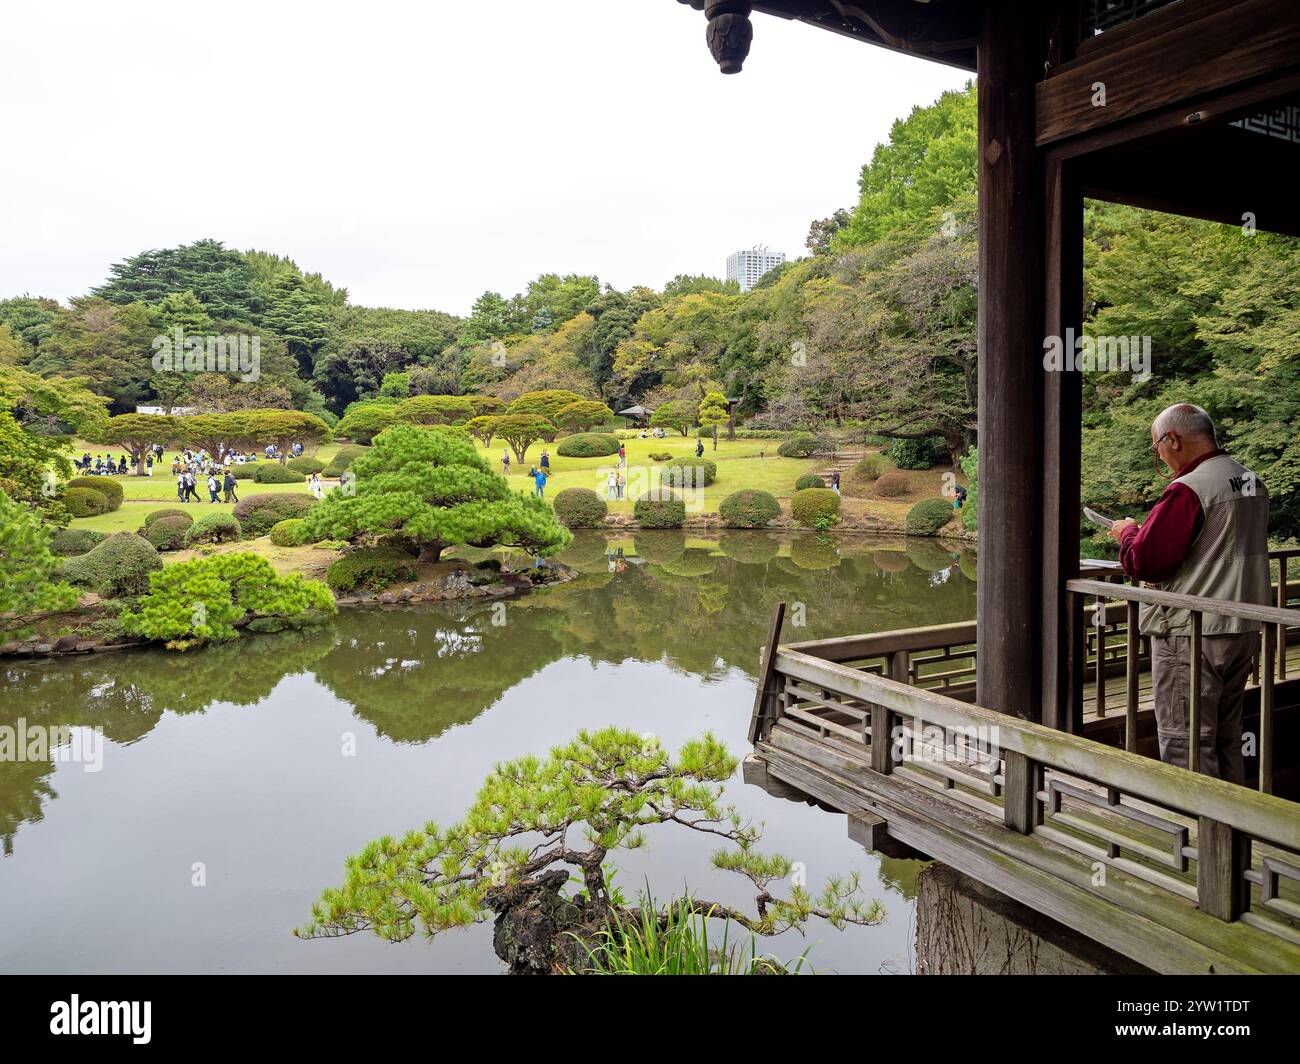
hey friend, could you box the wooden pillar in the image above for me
[1041,156,1084,731]
[976,3,1048,719]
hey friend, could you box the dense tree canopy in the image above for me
[299,424,569,562]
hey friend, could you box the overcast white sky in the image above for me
[0,0,969,316]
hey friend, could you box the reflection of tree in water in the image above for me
[311,607,567,744]
[0,628,335,854]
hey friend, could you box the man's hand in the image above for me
[1107,517,1137,543]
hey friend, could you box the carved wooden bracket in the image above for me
[678,0,754,74]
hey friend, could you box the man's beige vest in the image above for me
[1140,454,1270,636]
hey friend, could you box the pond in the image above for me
[0,531,976,974]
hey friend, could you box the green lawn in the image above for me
[63,435,819,531]
[478,435,816,514]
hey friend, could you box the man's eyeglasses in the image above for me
[1151,431,1175,477]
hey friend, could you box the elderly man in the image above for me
[1108,404,1270,783]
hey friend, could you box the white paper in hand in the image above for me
[1083,506,1115,530]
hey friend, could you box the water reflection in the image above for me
[1,531,974,972]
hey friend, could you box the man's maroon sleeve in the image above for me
[1118,483,1202,583]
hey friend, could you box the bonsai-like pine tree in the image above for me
[299,423,570,562]
[493,413,554,464]
[94,413,177,475]
[650,399,696,437]
[0,490,79,629]
[698,391,729,450]
[296,728,882,972]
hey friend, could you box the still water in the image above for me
[0,531,975,974]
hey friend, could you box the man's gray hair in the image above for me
[1154,403,1216,443]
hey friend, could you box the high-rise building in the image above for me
[726,245,785,292]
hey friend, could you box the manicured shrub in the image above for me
[777,436,817,458]
[232,466,256,480]
[146,515,192,551]
[906,497,955,537]
[67,476,123,511]
[556,433,620,458]
[553,487,608,528]
[663,458,716,488]
[325,546,419,593]
[873,550,910,573]
[322,444,368,477]
[253,463,305,484]
[886,436,947,470]
[61,533,162,598]
[64,486,109,517]
[49,527,106,556]
[269,518,309,546]
[634,531,686,566]
[790,487,840,528]
[718,489,780,529]
[144,508,191,528]
[854,455,886,480]
[287,456,325,475]
[233,494,317,537]
[874,472,910,497]
[794,473,824,491]
[649,452,673,462]
[121,552,336,649]
[633,491,686,529]
[185,513,242,546]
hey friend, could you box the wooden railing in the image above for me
[750,630,1300,970]
[1068,547,1300,794]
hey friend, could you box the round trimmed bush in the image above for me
[64,486,109,517]
[649,452,673,461]
[233,494,317,537]
[61,533,162,598]
[719,489,780,529]
[790,487,840,528]
[553,487,608,528]
[874,472,910,497]
[253,463,305,484]
[663,458,716,488]
[67,476,123,511]
[232,465,256,480]
[908,540,955,572]
[326,546,419,594]
[146,515,192,551]
[269,518,309,546]
[287,456,326,475]
[50,527,106,556]
[322,444,367,477]
[777,436,817,458]
[185,513,242,546]
[633,491,686,529]
[144,508,191,528]
[556,433,620,458]
[794,473,824,491]
[886,436,947,470]
[906,497,955,537]
[854,455,886,480]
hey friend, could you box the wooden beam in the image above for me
[977,1,1047,720]
[1036,0,1300,146]
[748,601,785,744]
[1040,156,1084,732]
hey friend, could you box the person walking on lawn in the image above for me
[223,470,238,503]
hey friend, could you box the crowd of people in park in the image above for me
[72,439,321,507]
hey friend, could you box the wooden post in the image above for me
[1125,600,1140,754]
[977,1,1049,722]
[1003,750,1039,834]
[1196,816,1249,921]
[1189,611,1202,775]
[1041,152,1084,732]
[748,602,785,744]
[1278,558,1289,681]
[1260,624,1275,794]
